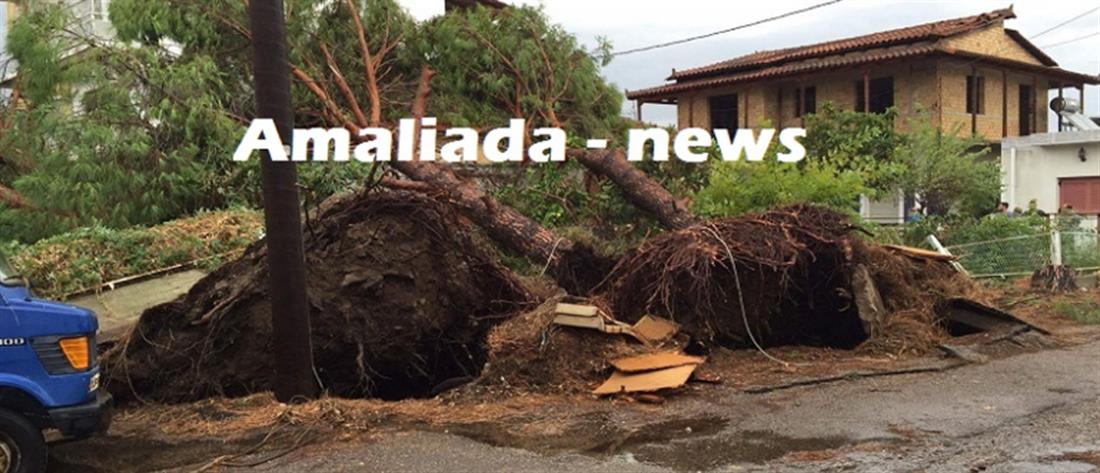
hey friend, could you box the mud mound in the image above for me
[601,205,865,348]
[103,191,534,403]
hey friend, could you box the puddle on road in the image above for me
[583,416,730,454]
[625,430,848,471]
[448,414,851,471]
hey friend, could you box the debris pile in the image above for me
[477,296,652,393]
[551,301,680,345]
[103,191,534,403]
[102,195,998,403]
[856,244,982,354]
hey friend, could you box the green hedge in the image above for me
[2,209,262,299]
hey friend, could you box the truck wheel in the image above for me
[0,408,46,473]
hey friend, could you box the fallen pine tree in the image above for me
[103,191,534,402]
[102,197,986,403]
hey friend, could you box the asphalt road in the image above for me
[250,336,1100,473]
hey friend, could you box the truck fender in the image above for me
[0,374,54,410]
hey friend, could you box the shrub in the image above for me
[693,159,864,218]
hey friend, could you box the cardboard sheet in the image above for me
[630,315,680,344]
[593,364,698,395]
[609,352,705,373]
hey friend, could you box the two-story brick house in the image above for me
[626,7,1098,142]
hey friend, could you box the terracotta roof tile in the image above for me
[670,7,1016,81]
[626,41,1098,100]
[630,43,938,99]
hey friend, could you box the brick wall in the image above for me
[941,23,1043,66]
[939,59,1049,139]
[674,58,1051,141]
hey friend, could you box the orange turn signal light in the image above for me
[58,337,90,371]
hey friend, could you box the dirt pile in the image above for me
[103,190,534,403]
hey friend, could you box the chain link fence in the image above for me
[943,229,1100,278]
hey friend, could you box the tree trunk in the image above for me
[248,0,318,402]
[571,149,699,230]
[390,159,609,295]
[386,68,611,294]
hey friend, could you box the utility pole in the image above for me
[247,0,318,402]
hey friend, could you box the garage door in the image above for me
[1060,177,1100,214]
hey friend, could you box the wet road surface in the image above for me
[252,337,1100,472]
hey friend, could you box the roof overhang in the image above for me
[627,45,1098,102]
[940,49,1098,87]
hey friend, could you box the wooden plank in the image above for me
[863,70,870,113]
[946,298,1050,335]
[881,244,959,262]
[554,303,599,317]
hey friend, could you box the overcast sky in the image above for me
[408,0,1100,128]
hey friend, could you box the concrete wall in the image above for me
[1001,130,1100,215]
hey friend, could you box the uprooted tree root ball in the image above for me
[599,205,981,353]
[601,205,868,348]
[102,190,534,403]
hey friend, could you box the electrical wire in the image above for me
[1030,6,1100,39]
[611,0,845,57]
[1039,31,1100,49]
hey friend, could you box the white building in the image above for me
[1001,129,1100,225]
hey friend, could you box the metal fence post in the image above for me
[1050,225,1063,266]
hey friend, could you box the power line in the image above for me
[611,0,845,57]
[1030,6,1100,39]
[1039,31,1100,49]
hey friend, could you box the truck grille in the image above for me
[31,335,96,375]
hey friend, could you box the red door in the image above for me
[1059,177,1100,214]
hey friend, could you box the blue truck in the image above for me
[0,252,111,473]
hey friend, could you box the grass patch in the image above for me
[3,209,262,299]
[1053,299,1100,324]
